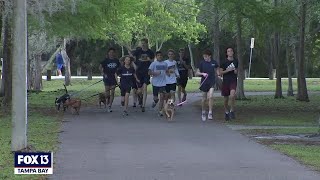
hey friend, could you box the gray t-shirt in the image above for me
[149,60,168,87]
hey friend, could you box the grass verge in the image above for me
[271,144,320,171]
[0,112,60,180]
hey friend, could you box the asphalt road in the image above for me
[50,94,320,180]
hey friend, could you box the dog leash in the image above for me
[176,74,209,106]
[80,85,120,101]
[69,79,103,97]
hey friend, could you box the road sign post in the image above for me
[248,38,255,78]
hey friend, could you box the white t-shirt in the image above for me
[164,59,180,85]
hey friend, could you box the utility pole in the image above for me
[12,0,27,151]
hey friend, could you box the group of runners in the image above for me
[98,38,238,121]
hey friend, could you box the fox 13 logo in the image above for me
[14,152,53,174]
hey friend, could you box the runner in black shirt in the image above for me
[131,38,154,112]
[176,48,191,105]
[99,48,120,113]
[219,47,238,121]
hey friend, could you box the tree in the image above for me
[296,0,309,101]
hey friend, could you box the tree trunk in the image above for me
[33,54,42,91]
[87,64,93,80]
[213,6,222,90]
[62,38,71,86]
[274,0,283,99]
[1,15,12,106]
[274,32,283,98]
[294,44,299,77]
[77,67,81,76]
[41,48,60,74]
[267,35,274,80]
[296,0,309,102]
[286,38,294,96]
[188,43,195,78]
[235,14,246,100]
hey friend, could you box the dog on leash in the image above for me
[164,99,175,121]
[98,92,107,108]
[64,98,82,115]
[55,85,70,112]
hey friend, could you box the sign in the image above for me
[14,152,53,174]
[250,38,255,48]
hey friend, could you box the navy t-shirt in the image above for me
[220,59,238,83]
[100,58,120,78]
[198,60,219,84]
[176,57,190,79]
[132,48,155,61]
[135,60,152,76]
[117,66,136,87]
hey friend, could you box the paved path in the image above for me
[51,94,320,180]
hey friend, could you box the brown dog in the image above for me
[64,98,81,115]
[98,92,107,108]
[163,99,175,121]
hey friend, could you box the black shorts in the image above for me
[165,83,177,93]
[132,81,138,89]
[177,77,188,88]
[120,85,131,96]
[200,82,215,92]
[152,86,166,97]
[103,76,117,86]
[137,74,150,88]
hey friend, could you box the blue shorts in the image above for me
[57,64,63,70]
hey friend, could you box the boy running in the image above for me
[164,49,179,102]
[176,48,191,105]
[118,56,140,116]
[196,49,219,121]
[148,51,168,116]
[131,39,155,108]
[99,48,120,112]
[220,47,238,121]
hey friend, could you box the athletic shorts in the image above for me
[200,82,215,93]
[120,85,131,96]
[221,81,237,96]
[136,74,150,88]
[57,64,63,70]
[152,86,166,97]
[103,76,117,86]
[165,83,177,93]
[177,77,188,88]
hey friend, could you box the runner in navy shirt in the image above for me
[196,49,220,121]
[117,56,140,116]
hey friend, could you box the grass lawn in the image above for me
[240,128,320,135]
[0,112,60,180]
[271,144,320,171]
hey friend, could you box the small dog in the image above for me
[55,94,70,111]
[64,98,82,115]
[55,84,70,111]
[163,99,175,121]
[98,92,107,108]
